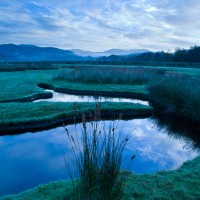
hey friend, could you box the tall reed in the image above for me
[65,103,134,199]
[54,66,164,85]
[148,76,200,122]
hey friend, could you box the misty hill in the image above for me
[0,44,151,62]
[0,52,6,60]
[71,48,150,57]
[1,44,199,63]
[0,44,81,62]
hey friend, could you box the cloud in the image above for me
[0,0,200,51]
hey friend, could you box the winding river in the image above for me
[34,89,149,105]
[0,91,199,197]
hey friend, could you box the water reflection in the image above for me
[0,118,199,196]
[152,113,200,151]
[34,90,149,105]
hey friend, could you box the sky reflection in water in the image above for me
[0,118,199,196]
[35,90,149,105]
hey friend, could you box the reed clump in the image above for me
[54,66,164,85]
[65,103,134,200]
[148,77,200,122]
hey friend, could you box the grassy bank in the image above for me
[123,155,200,199]
[1,156,199,200]
[0,102,152,134]
[0,70,55,102]
[1,66,199,102]
[0,69,148,102]
[148,77,200,122]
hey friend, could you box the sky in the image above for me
[0,0,200,51]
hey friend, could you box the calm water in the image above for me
[34,90,149,105]
[0,118,199,196]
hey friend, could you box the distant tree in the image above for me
[173,48,187,62]
[97,46,200,63]
[188,46,200,62]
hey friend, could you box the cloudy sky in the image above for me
[0,0,200,51]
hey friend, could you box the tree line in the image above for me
[98,46,200,63]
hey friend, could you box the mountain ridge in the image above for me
[0,44,150,61]
[71,48,150,57]
[0,44,80,61]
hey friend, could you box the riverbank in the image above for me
[0,68,152,134]
[1,156,199,200]
[0,102,153,135]
[0,65,200,134]
[0,69,148,102]
[37,83,148,100]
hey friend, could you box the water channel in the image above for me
[34,89,149,105]
[0,91,199,196]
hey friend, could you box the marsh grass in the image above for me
[0,62,54,71]
[54,66,165,85]
[65,103,134,200]
[148,77,200,122]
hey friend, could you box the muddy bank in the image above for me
[0,92,52,103]
[0,109,153,135]
[38,83,149,101]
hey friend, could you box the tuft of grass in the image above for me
[64,104,134,199]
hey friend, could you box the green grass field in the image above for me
[0,69,148,102]
[1,65,199,102]
[0,65,200,131]
[0,70,54,102]
[0,68,151,132]
[1,156,199,200]
[0,64,200,199]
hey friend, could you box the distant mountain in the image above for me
[71,48,150,57]
[0,52,7,60]
[0,44,81,61]
[0,44,150,62]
